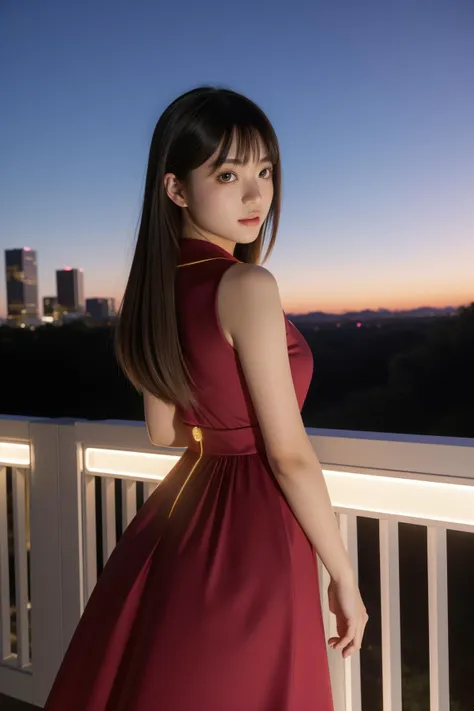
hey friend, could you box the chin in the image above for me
[234,237,258,247]
[230,232,261,246]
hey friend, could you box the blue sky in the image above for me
[1,0,473,315]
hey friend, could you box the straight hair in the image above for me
[115,86,282,410]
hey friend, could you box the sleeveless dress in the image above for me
[44,237,334,711]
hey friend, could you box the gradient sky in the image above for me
[1,0,473,316]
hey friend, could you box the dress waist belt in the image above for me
[182,423,265,457]
[168,423,265,518]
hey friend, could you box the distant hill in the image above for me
[287,306,458,324]
[0,306,462,328]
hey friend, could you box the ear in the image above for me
[163,173,188,208]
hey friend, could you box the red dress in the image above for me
[44,237,334,711]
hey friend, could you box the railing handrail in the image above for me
[2,413,474,446]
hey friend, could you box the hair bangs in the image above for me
[210,122,279,172]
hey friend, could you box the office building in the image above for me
[56,268,84,315]
[43,296,59,322]
[85,297,116,322]
[5,248,39,324]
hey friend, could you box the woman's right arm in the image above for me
[218,263,368,657]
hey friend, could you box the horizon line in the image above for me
[1,302,472,322]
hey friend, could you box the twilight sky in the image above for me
[1,0,473,316]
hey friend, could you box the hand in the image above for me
[327,577,368,658]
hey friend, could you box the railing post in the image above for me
[321,561,347,711]
[339,514,362,711]
[11,467,30,668]
[427,526,450,711]
[29,421,63,706]
[319,513,362,711]
[0,465,12,660]
[379,518,402,711]
[57,423,85,650]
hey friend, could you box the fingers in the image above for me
[332,623,357,652]
[328,614,369,657]
[327,630,360,656]
[342,626,364,658]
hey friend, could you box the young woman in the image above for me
[44,86,368,710]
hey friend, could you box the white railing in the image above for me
[0,416,473,710]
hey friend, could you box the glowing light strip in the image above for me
[324,469,474,526]
[84,447,181,481]
[0,442,31,467]
[83,447,474,527]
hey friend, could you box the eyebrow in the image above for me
[220,155,272,165]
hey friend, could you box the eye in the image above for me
[217,172,236,183]
[260,166,273,179]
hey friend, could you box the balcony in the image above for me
[0,415,473,710]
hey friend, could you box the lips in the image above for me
[238,216,261,226]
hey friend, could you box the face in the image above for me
[164,133,274,254]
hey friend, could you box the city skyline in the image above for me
[1,1,473,317]
[3,243,469,323]
[3,246,117,322]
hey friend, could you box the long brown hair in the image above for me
[115,86,282,409]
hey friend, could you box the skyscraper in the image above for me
[43,296,59,321]
[85,297,116,322]
[56,268,85,315]
[4,248,39,324]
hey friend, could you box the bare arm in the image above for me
[219,263,368,656]
[143,392,189,448]
[218,263,353,584]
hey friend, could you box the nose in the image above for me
[242,178,262,205]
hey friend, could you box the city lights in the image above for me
[3,248,115,325]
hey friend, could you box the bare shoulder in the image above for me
[217,262,282,348]
[220,262,279,301]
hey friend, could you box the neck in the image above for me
[181,223,235,256]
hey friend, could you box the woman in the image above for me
[44,86,368,710]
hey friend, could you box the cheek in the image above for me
[191,183,234,219]
[263,181,275,208]
[189,179,214,205]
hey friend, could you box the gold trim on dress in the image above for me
[177,257,238,268]
[168,426,203,518]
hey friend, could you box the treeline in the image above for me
[1,304,473,437]
[0,321,140,420]
[301,304,474,437]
